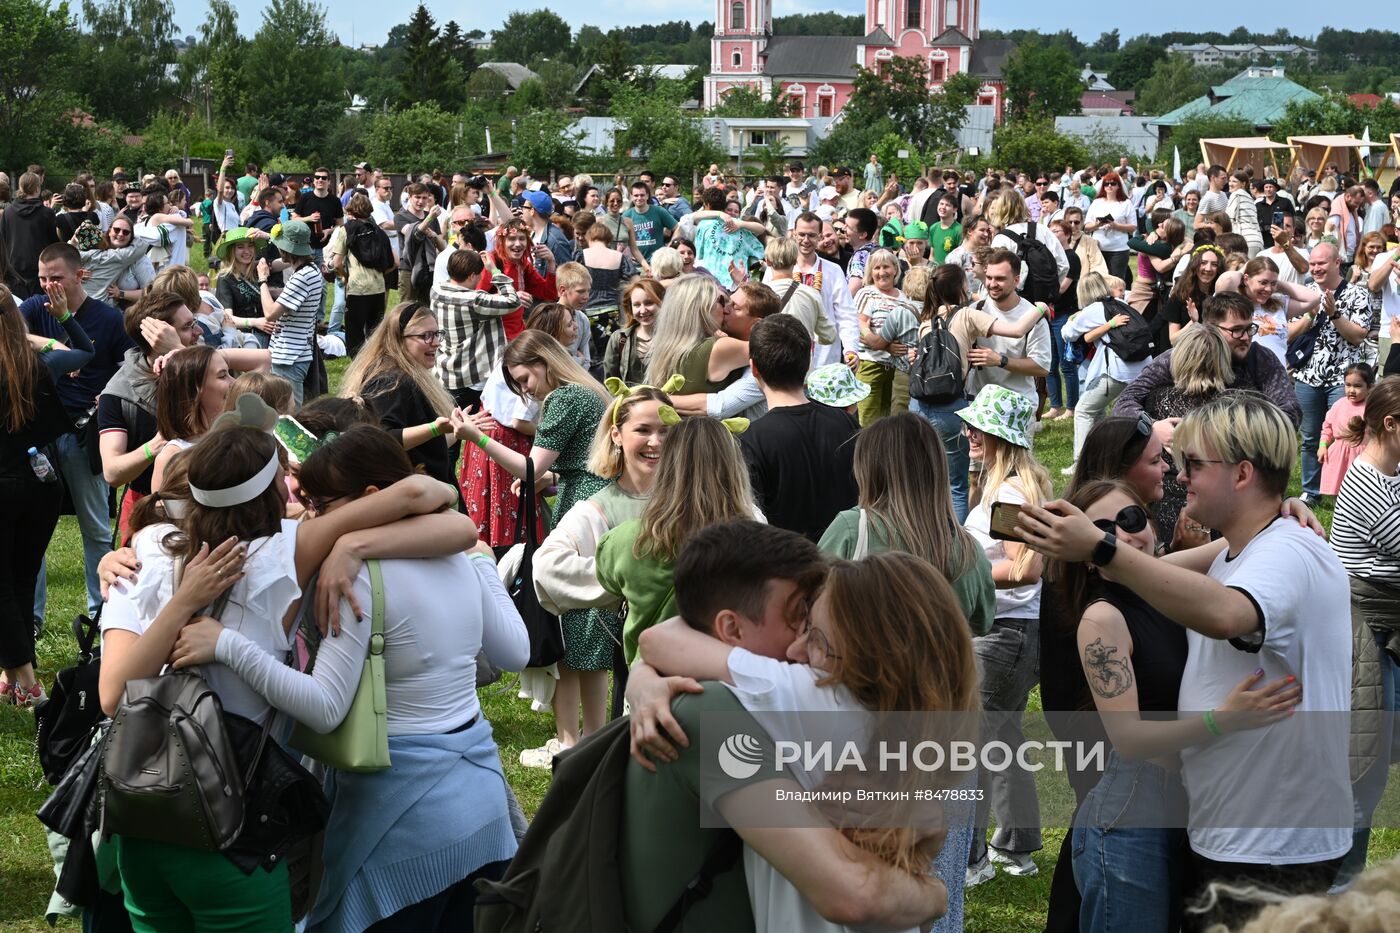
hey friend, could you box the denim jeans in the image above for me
[1046,314,1080,410]
[272,359,313,407]
[970,615,1042,861]
[328,277,346,331]
[1072,375,1127,464]
[34,431,109,617]
[1294,379,1345,498]
[931,791,976,933]
[1335,626,1400,888]
[911,396,970,523]
[1071,754,1188,933]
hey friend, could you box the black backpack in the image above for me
[1098,297,1158,363]
[909,306,968,404]
[474,716,741,933]
[345,219,396,274]
[1002,221,1060,305]
[34,612,104,785]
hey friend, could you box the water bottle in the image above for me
[28,447,58,483]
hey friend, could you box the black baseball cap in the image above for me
[833,166,853,177]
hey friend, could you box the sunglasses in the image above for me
[1092,504,1149,535]
[313,174,330,181]
[1104,181,1121,187]
[1179,455,1230,477]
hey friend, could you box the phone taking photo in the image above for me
[988,501,1025,541]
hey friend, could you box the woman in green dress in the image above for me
[468,329,613,764]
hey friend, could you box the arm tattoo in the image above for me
[1083,637,1133,699]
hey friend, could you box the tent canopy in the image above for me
[1200,137,1294,177]
[1287,135,1369,177]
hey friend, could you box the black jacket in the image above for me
[1,198,59,295]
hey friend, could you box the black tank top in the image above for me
[1085,582,1187,714]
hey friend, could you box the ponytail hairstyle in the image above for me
[1341,363,1378,446]
[127,449,194,541]
[924,263,969,322]
[171,425,287,562]
[225,372,295,416]
[633,416,754,563]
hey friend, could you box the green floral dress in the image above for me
[534,382,613,670]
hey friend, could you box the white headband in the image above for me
[188,451,280,508]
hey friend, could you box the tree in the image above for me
[609,78,723,180]
[843,58,976,153]
[992,119,1087,174]
[713,86,797,118]
[1090,30,1120,56]
[809,117,898,171]
[440,21,477,79]
[1108,41,1167,93]
[1161,114,1256,167]
[1272,93,1400,142]
[398,5,456,109]
[197,0,247,127]
[490,10,570,66]
[0,0,82,168]
[1135,53,1210,116]
[363,102,471,171]
[465,67,509,105]
[511,109,583,174]
[241,0,345,158]
[534,60,581,109]
[78,0,179,127]
[1002,40,1082,123]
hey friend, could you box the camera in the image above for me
[466,175,489,190]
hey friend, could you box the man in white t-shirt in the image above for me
[963,250,1051,402]
[1262,213,1309,287]
[1195,165,1229,223]
[1018,392,1351,930]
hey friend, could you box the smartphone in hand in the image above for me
[988,501,1025,541]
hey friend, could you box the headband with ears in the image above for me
[398,302,422,333]
[604,374,684,426]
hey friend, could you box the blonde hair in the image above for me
[984,188,1028,229]
[1077,271,1114,306]
[1172,391,1294,498]
[862,248,901,288]
[1169,324,1234,397]
[633,416,754,562]
[979,427,1051,580]
[901,265,933,304]
[854,413,976,580]
[225,238,257,282]
[650,247,683,280]
[645,274,722,385]
[340,302,456,417]
[225,372,294,415]
[1198,857,1400,932]
[152,264,202,313]
[501,329,609,403]
[555,261,592,294]
[819,552,979,873]
[585,386,672,478]
[764,236,799,271]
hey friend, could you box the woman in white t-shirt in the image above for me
[98,402,477,931]
[956,383,1052,882]
[1085,170,1136,284]
[637,551,979,933]
[853,249,919,425]
[1215,258,1320,366]
[1366,244,1400,374]
[168,423,528,931]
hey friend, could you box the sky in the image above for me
[170,0,1323,50]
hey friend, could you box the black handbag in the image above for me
[35,611,105,785]
[1286,283,1344,370]
[509,458,566,667]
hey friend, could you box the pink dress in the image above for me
[1320,396,1366,495]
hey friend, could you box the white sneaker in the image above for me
[1061,463,1077,476]
[965,853,996,887]
[988,846,1039,877]
[519,738,566,769]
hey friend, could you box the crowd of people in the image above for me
[1,150,1398,933]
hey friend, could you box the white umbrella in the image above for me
[1360,126,1372,161]
[1172,146,1181,183]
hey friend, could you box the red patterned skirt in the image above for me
[461,423,547,547]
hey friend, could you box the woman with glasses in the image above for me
[1045,478,1298,933]
[597,187,647,271]
[340,301,467,491]
[1085,170,1135,284]
[326,192,388,356]
[76,214,160,305]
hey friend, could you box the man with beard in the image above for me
[787,213,857,369]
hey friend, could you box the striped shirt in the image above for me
[270,263,323,365]
[1330,457,1400,587]
[431,273,520,391]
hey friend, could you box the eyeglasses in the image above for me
[798,618,841,662]
[1218,322,1259,339]
[110,227,132,237]
[1179,456,1230,478]
[404,330,443,344]
[308,494,346,514]
[1092,504,1149,535]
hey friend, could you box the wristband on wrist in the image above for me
[476,434,490,450]
[429,421,441,438]
[1203,709,1223,737]
[57,311,72,323]
[40,338,56,353]
[143,442,155,462]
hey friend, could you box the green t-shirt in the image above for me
[622,687,761,933]
[931,220,963,264]
[235,174,258,204]
[623,205,678,259]
[596,518,678,664]
[818,507,996,635]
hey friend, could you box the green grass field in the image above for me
[1,273,1396,929]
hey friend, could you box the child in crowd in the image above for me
[1318,362,1375,496]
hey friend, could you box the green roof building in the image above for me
[1148,63,1320,143]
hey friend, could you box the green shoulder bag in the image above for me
[290,560,390,771]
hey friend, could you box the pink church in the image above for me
[702,0,1015,121]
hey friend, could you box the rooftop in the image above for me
[762,35,862,79]
[1150,66,1319,128]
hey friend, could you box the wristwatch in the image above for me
[1090,531,1118,567]
[998,352,1009,368]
